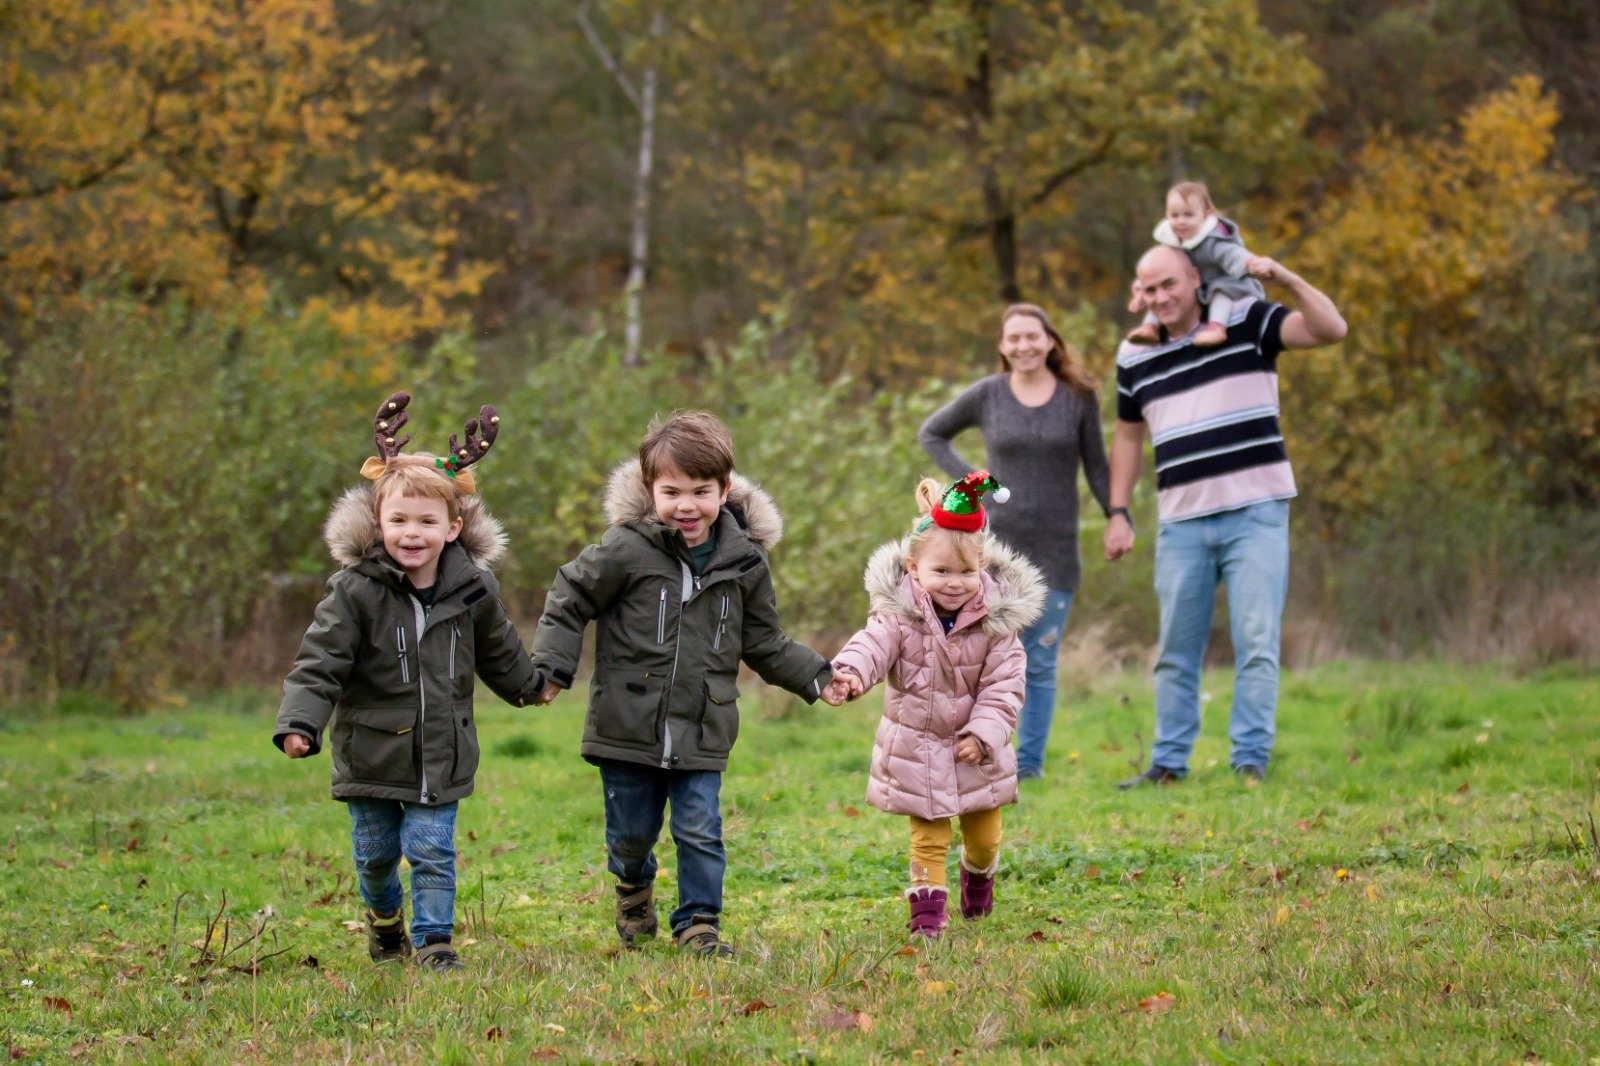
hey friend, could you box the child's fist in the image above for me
[955,736,984,765]
[821,677,852,706]
[283,734,311,758]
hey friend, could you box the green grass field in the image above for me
[3,663,1599,1063]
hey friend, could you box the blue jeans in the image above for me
[1016,589,1075,774]
[597,759,725,934]
[1150,500,1290,774]
[347,798,459,947]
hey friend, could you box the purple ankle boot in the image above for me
[959,866,994,919]
[907,886,948,938]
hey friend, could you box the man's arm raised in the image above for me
[1247,256,1347,350]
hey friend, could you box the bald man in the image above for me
[1106,245,1346,787]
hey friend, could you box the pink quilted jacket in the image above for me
[833,537,1045,820]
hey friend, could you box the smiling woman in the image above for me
[917,304,1112,779]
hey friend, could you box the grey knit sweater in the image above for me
[918,374,1112,593]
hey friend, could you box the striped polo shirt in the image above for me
[1116,298,1296,523]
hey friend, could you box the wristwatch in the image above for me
[1108,506,1133,529]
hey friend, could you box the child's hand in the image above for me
[955,736,984,765]
[534,680,563,706]
[283,734,311,759]
[1127,278,1146,314]
[821,677,853,706]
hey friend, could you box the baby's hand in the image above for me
[283,734,311,759]
[534,680,563,706]
[820,678,850,706]
[955,736,984,765]
[1127,278,1146,314]
[1246,255,1281,280]
[840,669,866,700]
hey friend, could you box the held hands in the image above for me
[821,669,865,707]
[955,736,984,766]
[1103,513,1136,562]
[533,680,563,706]
[282,734,311,759]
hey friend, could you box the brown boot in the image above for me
[365,906,411,963]
[615,881,658,945]
[1125,321,1161,345]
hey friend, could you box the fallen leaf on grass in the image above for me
[1274,907,1290,926]
[1456,782,1471,794]
[490,844,518,857]
[894,945,918,956]
[1138,992,1177,1015]
[43,996,71,1016]
[737,999,776,1016]
[920,981,947,996]
[1294,820,1311,831]
[300,955,319,969]
[342,921,365,933]
[484,1026,504,1041]
[323,971,351,994]
[1023,930,1049,942]
[1366,884,1379,901]
[543,1023,566,1034]
[574,884,604,905]
[843,807,860,817]
[1081,865,1101,879]
[531,1050,559,1061]
[821,1009,868,1031]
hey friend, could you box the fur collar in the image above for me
[324,483,507,569]
[862,536,1046,636]
[1154,213,1221,251]
[601,458,784,551]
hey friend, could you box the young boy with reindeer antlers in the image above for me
[274,392,545,972]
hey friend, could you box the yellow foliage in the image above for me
[0,0,489,359]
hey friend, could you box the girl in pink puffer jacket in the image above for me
[826,472,1045,938]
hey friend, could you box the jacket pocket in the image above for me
[700,675,741,755]
[346,707,418,788]
[592,670,663,745]
[450,706,479,786]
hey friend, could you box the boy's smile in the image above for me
[379,490,462,588]
[651,464,729,547]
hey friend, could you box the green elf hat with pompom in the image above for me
[927,469,1010,532]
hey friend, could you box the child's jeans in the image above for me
[908,808,1003,888]
[597,759,724,935]
[347,798,458,947]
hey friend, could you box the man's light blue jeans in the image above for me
[1150,499,1290,774]
[1016,589,1075,775]
[347,798,459,947]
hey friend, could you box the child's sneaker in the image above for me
[959,866,995,919]
[615,881,658,945]
[414,937,464,972]
[1193,322,1228,347]
[365,907,411,963]
[675,922,735,958]
[907,886,948,939]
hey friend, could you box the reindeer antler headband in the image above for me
[357,391,500,494]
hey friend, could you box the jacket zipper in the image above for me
[656,586,667,644]
[449,621,458,680]
[396,626,409,684]
[411,598,429,803]
[659,562,692,768]
[712,594,728,652]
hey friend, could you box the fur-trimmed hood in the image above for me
[323,482,508,570]
[862,535,1046,636]
[601,458,784,551]
[1154,213,1229,251]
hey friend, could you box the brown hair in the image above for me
[996,304,1097,395]
[905,477,985,570]
[1168,180,1217,214]
[639,410,735,487]
[372,454,464,522]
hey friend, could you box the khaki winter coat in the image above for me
[833,538,1045,820]
[532,460,829,773]
[274,487,541,805]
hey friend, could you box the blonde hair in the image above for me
[906,477,985,570]
[372,454,464,522]
[1168,180,1217,214]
